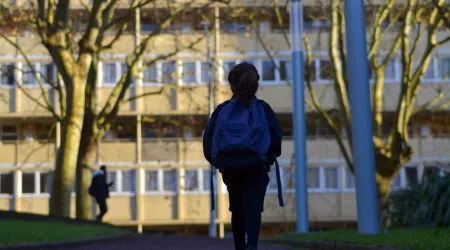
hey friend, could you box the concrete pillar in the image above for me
[134,8,144,113]
[13,169,21,212]
[136,115,144,233]
[177,167,185,220]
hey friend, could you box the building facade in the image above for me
[1,0,450,236]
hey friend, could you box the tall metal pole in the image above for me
[343,0,379,234]
[201,20,217,238]
[290,0,309,233]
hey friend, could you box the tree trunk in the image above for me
[376,174,394,227]
[49,76,86,217]
[76,111,97,219]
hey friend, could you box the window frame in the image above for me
[21,171,51,197]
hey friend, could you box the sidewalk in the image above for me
[64,234,295,250]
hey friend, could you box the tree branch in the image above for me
[0,32,62,121]
[122,88,165,103]
[329,1,352,147]
[304,35,353,172]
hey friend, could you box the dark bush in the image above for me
[388,171,450,228]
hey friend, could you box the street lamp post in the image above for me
[290,0,309,233]
[343,0,379,234]
[201,20,217,238]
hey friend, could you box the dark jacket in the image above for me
[203,98,282,170]
[90,171,111,201]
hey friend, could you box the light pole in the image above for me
[290,0,309,233]
[201,20,217,238]
[343,0,379,234]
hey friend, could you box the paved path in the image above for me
[65,234,296,250]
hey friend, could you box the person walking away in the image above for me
[203,62,283,250]
[88,165,114,222]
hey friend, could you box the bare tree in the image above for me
[249,0,450,223]
[0,0,227,218]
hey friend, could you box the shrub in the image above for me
[389,172,450,228]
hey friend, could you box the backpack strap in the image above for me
[275,158,285,207]
[210,165,215,211]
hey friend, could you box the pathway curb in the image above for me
[0,233,134,250]
[265,238,399,250]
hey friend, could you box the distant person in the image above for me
[88,165,114,222]
[203,62,283,250]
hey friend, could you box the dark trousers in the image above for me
[96,198,108,222]
[223,168,269,250]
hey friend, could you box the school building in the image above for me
[0,0,450,236]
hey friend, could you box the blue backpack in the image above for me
[211,98,270,170]
[209,98,284,210]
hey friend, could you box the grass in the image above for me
[0,219,128,245]
[280,228,450,250]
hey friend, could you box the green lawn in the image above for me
[281,228,450,250]
[0,219,128,245]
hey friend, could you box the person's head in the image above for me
[100,165,107,173]
[228,62,260,100]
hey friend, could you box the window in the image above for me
[162,61,176,84]
[281,167,294,190]
[324,167,339,189]
[182,62,197,83]
[267,168,278,191]
[106,171,118,193]
[223,23,250,33]
[163,169,177,192]
[423,166,440,180]
[201,62,210,83]
[40,172,52,194]
[391,172,401,188]
[345,168,355,189]
[121,170,136,193]
[280,60,292,81]
[202,169,217,191]
[22,172,35,194]
[307,167,320,189]
[181,24,192,33]
[319,60,333,80]
[405,166,418,186]
[41,63,56,85]
[142,24,157,33]
[385,59,396,80]
[259,21,270,32]
[244,60,254,66]
[222,61,236,82]
[184,169,199,191]
[102,63,117,85]
[262,61,276,81]
[145,170,159,192]
[439,57,450,79]
[121,63,128,77]
[0,172,13,194]
[22,64,37,85]
[143,64,158,83]
[423,60,435,80]
[1,125,17,140]
[0,64,15,86]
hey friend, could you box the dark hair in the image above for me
[227,62,259,100]
[100,165,107,172]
